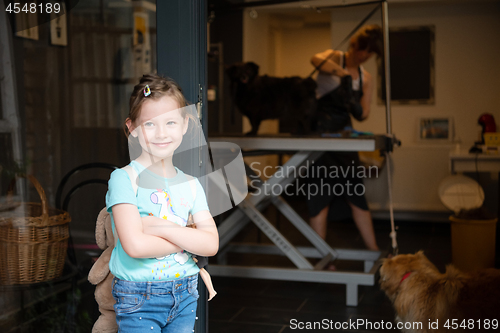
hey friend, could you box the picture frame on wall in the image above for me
[418,117,453,142]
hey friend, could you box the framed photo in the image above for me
[418,117,453,142]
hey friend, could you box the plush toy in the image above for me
[88,208,118,333]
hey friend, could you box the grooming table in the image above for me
[207,135,390,306]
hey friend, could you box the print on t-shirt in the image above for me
[150,188,190,269]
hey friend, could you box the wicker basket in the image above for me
[0,175,71,285]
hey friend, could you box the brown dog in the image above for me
[379,251,500,332]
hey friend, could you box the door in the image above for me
[157,1,209,332]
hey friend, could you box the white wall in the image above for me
[243,1,500,214]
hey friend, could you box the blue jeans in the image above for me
[112,274,199,333]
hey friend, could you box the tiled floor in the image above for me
[207,201,452,333]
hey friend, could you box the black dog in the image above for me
[226,62,317,135]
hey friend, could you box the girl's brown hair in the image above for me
[125,74,191,136]
[350,24,383,57]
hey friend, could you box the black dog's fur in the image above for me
[226,62,317,135]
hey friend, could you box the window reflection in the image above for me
[0,3,157,330]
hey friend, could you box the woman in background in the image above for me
[308,25,383,257]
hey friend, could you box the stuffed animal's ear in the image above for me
[104,212,115,247]
[95,208,109,250]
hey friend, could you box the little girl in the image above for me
[106,74,218,332]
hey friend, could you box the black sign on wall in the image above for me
[378,26,435,105]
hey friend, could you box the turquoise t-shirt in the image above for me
[105,160,209,282]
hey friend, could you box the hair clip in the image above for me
[144,85,151,97]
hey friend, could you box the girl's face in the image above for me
[127,95,188,160]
